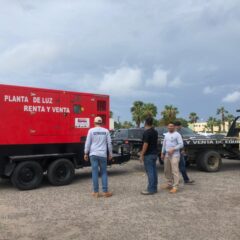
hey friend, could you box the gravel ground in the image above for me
[0,159,240,240]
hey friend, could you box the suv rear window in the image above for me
[115,129,128,139]
[156,127,168,136]
[128,129,144,139]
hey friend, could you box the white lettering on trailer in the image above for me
[42,97,53,104]
[33,97,53,104]
[24,105,70,113]
[4,95,29,103]
[24,105,46,112]
[52,107,70,113]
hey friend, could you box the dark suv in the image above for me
[112,128,144,157]
[112,127,204,157]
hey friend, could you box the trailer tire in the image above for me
[11,161,43,190]
[47,159,75,186]
[199,151,222,172]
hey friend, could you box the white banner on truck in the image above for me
[75,118,90,128]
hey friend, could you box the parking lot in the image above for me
[0,159,239,240]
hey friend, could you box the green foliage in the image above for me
[206,116,218,133]
[131,101,157,127]
[226,114,235,126]
[217,106,228,132]
[188,112,199,123]
[110,111,113,118]
[143,103,157,119]
[160,105,179,125]
[215,119,222,133]
[176,118,189,127]
[130,101,144,128]
[121,121,134,129]
[114,121,122,129]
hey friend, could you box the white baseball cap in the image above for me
[94,116,103,124]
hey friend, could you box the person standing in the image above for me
[174,121,195,185]
[84,117,113,198]
[161,122,184,193]
[140,117,159,195]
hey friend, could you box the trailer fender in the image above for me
[4,162,17,177]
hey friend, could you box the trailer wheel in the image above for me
[11,161,43,190]
[199,151,222,172]
[47,159,75,186]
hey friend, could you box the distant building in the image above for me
[189,122,230,133]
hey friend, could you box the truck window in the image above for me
[73,105,82,114]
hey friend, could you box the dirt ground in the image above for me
[0,159,239,240]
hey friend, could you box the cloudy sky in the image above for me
[0,0,240,122]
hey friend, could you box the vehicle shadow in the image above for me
[219,159,240,172]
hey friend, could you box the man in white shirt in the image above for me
[84,117,113,198]
[161,122,184,193]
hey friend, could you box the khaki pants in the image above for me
[164,155,180,188]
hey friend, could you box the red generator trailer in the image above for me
[0,84,130,190]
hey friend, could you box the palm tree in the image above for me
[226,114,235,125]
[143,103,157,119]
[130,101,144,128]
[161,105,179,125]
[207,117,218,133]
[110,111,113,118]
[217,107,228,132]
[122,121,134,129]
[216,119,222,133]
[188,112,199,123]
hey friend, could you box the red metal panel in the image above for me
[0,84,110,145]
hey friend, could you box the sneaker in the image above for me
[185,180,195,185]
[92,192,100,198]
[103,192,113,198]
[141,190,155,195]
[169,188,178,193]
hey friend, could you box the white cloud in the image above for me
[168,77,182,87]
[146,69,168,88]
[203,86,215,94]
[222,91,240,103]
[0,41,61,74]
[98,67,142,96]
[146,69,182,88]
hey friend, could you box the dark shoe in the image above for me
[185,180,195,185]
[141,190,155,195]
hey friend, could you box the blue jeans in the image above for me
[90,156,108,193]
[179,154,189,183]
[144,154,158,193]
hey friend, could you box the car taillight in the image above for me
[125,140,129,144]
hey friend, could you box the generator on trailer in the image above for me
[0,84,130,190]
